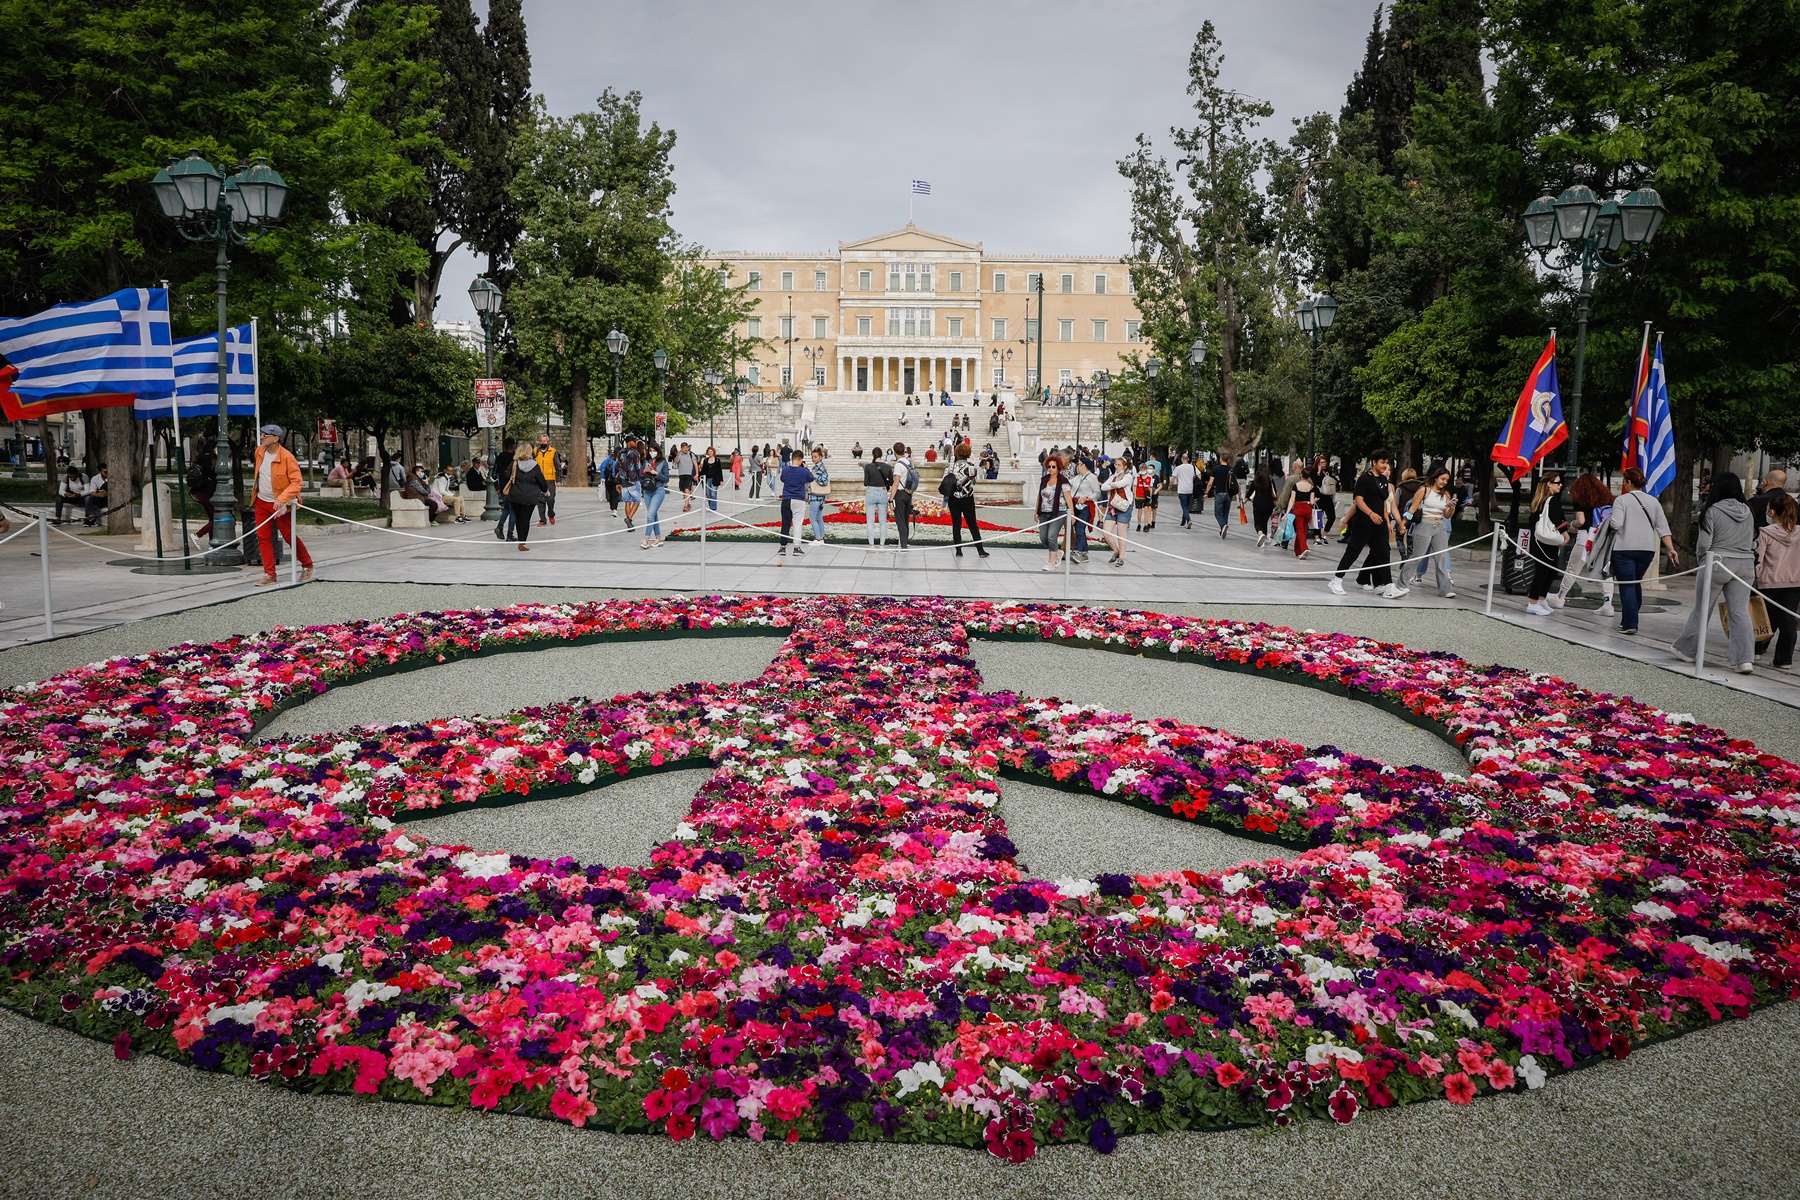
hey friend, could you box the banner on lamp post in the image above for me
[654,410,667,443]
[604,398,624,437]
[474,379,507,429]
[316,418,337,444]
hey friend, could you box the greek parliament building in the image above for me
[707,223,1143,397]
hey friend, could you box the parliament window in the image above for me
[747,366,760,385]
[814,270,827,290]
[1060,369,1073,386]
[780,366,792,386]
[1026,272,1041,291]
[888,266,901,291]
[993,272,1007,292]
[859,270,872,291]
[1094,274,1107,295]
[814,316,827,338]
[1059,319,1074,341]
[1126,320,1141,342]
[947,317,963,337]
[992,318,1006,341]
[1060,273,1073,294]
[857,316,871,336]
[747,317,762,338]
[1092,320,1107,342]
[949,270,962,292]
[1025,319,1039,342]
[780,270,794,291]
[747,271,761,290]
[780,316,793,340]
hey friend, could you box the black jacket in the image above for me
[503,459,546,509]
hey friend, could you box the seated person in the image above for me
[430,465,467,521]
[54,467,87,523]
[83,466,109,525]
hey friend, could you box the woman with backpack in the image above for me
[500,442,545,552]
[1249,465,1277,548]
[1524,474,1569,615]
[1673,470,1757,672]
[944,441,989,559]
[889,442,918,551]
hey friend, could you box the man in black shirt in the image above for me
[1201,454,1235,538]
[1328,449,1407,598]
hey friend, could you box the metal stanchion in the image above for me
[1062,513,1071,599]
[1485,525,1501,616]
[288,502,300,587]
[699,503,707,593]
[1693,552,1713,679]
[37,513,54,637]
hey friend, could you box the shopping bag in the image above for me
[1279,513,1295,542]
[1238,503,1248,524]
[1719,594,1774,642]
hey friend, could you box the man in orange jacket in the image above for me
[252,424,313,585]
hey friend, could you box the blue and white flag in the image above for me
[0,287,173,400]
[911,179,931,195]
[1624,334,1677,498]
[136,322,258,419]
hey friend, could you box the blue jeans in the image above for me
[644,487,665,538]
[496,503,515,539]
[705,480,718,511]
[1611,550,1655,629]
[1178,493,1192,525]
[864,487,891,543]
[1214,492,1231,530]
[808,496,826,540]
[1072,507,1091,554]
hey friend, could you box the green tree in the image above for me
[507,90,677,484]
[1488,0,1800,543]
[326,320,476,504]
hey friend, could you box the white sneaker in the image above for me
[1380,584,1408,599]
[1671,650,1692,662]
[1734,662,1754,675]
[1359,582,1375,592]
[1547,595,1565,609]
[1597,602,1616,616]
[1442,591,1456,598]
[1327,577,1346,595]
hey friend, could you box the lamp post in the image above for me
[991,346,1011,391]
[801,343,826,389]
[1093,369,1111,455]
[1293,294,1335,462]
[151,150,288,564]
[607,325,630,408]
[1521,184,1666,473]
[1034,272,1046,399]
[468,276,504,521]
[734,375,748,454]
[1187,338,1206,458]
[704,369,723,446]
[1142,357,1161,461]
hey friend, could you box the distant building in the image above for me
[434,319,487,358]
[705,223,1143,396]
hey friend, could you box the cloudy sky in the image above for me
[441,0,1379,322]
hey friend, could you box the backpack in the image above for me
[902,461,920,493]
[938,468,959,499]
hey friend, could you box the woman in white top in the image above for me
[1405,466,1458,596]
[1102,456,1135,567]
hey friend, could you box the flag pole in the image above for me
[170,397,191,568]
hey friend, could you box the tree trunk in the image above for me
[399,428,418,480]
[569,366,589,493]
[374,427,394,511]
[102,403,135,535]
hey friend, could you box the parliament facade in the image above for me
[708,223,1143,397]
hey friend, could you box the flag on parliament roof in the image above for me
[911,179,931,195]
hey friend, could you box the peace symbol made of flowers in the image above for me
[3,596,1798,1162]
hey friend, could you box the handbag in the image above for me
[1279,513,1295,542]
[1237,502,1248,524]
[1533,504,1567,547]
[1719,594,1774,642]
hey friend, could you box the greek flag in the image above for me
[1628,336,1677,498]
[911,179,931,195]
[135,322,258,419]
[0,287,173,400]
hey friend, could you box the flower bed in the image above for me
[2,597,1797,1161]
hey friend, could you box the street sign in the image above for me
[316,418,337,444]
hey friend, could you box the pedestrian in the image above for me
[852,440,864,461]
[1286,467,1316,559]
[250,425,313,584]
[862,446,893,546]
[676,442,697,511]
[638,444,670,549]
[1555,471,1616,615]
[54,465,87,525]
[730,447,743,491]
[1606,467,1681,635]
[1522,475,1570,615]
[1750,468,1789,532]
[1102,455,1134,566]
[778,448,811,557]
[1202,453,1234,539]
[534,435,562,526]
[889,442,918,552]
[1314,456,1338,543]
[465,456,490,510]
[598,447,622,514]
[1404,465,1457,596]
[945,441,989,559]
[748,444,763,499]
[1036,455,1071,572]
[617,437,643,531]
[701,446,725,513]
[82,464,109,525]
[1170,453,1197,528]
[1755,490,1799,670]
[764,445,780,497]
[1068,455,1101,564]
[501,441,545,552]
[1673,470,1756,672]
[805,447,831,545]
[1250,465,1277,547]
[493,437,519,540]
[1327,449,1406,598]
[1395,468,1424,561]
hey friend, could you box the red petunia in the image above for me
[1328,1084,1359,1123]
[666,1112,696,1141]
[1214,1061,1245,1087]
[1443,1072,1478,1104]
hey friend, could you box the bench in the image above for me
[388,491,430,529]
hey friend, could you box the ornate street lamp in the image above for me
[1522,183,1666,472]
[607,327,630,406]
[991,346,1012,391]
[1187,337,1207,457]
[652,348,668,446]
[1294,295,1334,461]
[1143,357,1161,461]
[151,150,288,564]
[734,375,748,454]
[468,276,504,521]
[801,343,826,388]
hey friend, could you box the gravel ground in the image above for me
[2,1000,1796,1200]
[973,640,1468,775]
[4,585,1800,1198]
[399,768,715,869]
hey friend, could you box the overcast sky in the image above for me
[441,0,1379,322]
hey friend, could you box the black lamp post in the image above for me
[991,346,1011,392]
[151,150,288,564]
[468,276,504,521]
[607,326,630,408]
[1093,369,1111,454]
[1521,184,1666,473]
[1294,294,1335,462]
[1143,357,1161,460]
[1186,338,1206,457]
[734,375,748,454]
[704,368,723,445]
[801,343,826,389]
